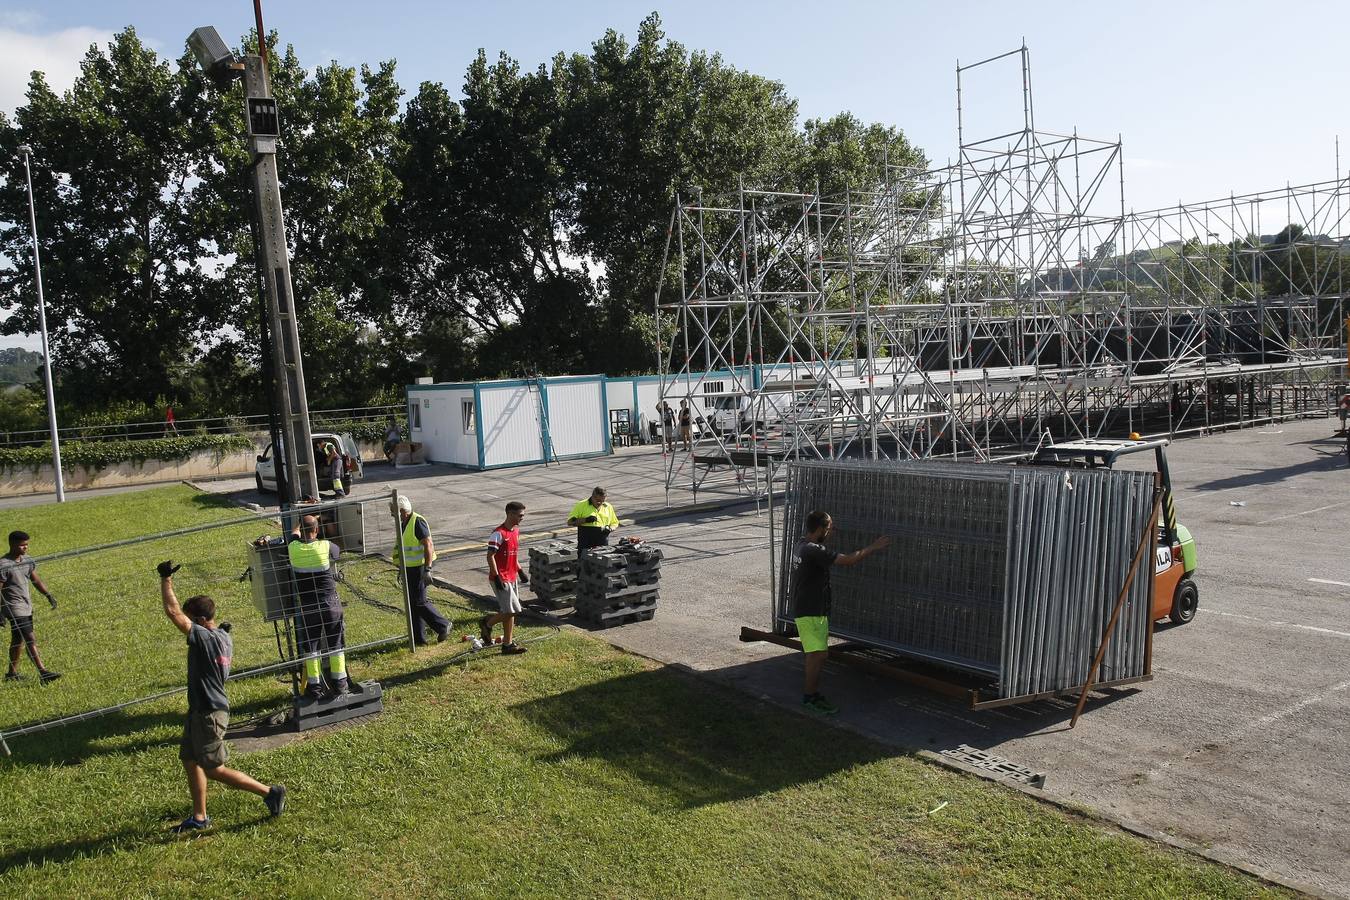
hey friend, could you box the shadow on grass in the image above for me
[0,813,271,875]
[510,664,895,811]
[188,490,248,513]
[2,692,294,769]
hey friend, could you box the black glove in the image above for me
[156,560,182,579]
[490,575,504,591]
[601,526,612,536]
[46,593,57,610]
[584,515,598,524]
[219,622,232,633]
[518,571,529,585]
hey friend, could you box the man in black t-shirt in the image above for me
[678,400,693,451]
[158,561,286,833]
[788,510,890,715]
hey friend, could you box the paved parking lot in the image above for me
[202,420,1350,895]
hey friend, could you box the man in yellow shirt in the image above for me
[567,487,619,551]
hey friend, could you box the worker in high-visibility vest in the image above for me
[287,514,349,698]
[568,486,620,551]
[392,495,450,644]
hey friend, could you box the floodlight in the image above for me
[188,26,242,87]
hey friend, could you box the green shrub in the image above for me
[0,433,256,473]
[309,416,403,444]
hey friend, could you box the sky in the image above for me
[2,0,1348,350]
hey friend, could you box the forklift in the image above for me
[1030,436,1199,625]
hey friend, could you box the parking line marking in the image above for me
[1308,578,1350,588]
[1211,609,1350,639]
[1256,499,1350,525]
[1254,678,1350,729]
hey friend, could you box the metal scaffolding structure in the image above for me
[654,46,1349,504]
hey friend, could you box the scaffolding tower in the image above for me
[654,45,1349,504]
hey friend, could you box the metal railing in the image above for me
[0,404,403,447]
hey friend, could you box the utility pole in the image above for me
[18,145,64,502]
[241,54,319,505]
[190,23,319,507]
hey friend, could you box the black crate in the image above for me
[574,599,658,628]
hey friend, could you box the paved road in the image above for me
[197,421,1349,895]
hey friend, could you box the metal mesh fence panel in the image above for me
[776,460,1155,700]
[0,493,415,746]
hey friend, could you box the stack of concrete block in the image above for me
[573,541,663,627]
[527,539,578,608]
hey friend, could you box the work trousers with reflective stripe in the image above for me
[407,565,449,643]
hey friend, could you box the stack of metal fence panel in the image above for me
[527,539,578,608]
[574,541,663,627]
[776,459,1155,701]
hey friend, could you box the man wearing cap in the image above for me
[392,496,450,644]
[567,487,620,551]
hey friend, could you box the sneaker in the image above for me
[500,642,528,656]
[171,814,212,834]
[803,694,838,716]
[265,785,288,817]
[436,629,450,644]
[38,670,62,684]
[304,684,331,704]
[4,672,23,682]
[478,615,492,643]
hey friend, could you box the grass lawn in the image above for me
[0,487,1285,897]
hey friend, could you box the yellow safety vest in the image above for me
[393,513,431,568]
[569,499,619,529]
[288,538,333,573]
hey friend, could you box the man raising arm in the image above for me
[159,560,286,832]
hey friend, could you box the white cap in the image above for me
[396,495,412,515]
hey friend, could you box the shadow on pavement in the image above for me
[1191,453,1345,491]
[703,648,1143,755]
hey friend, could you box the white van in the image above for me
[255,431,364,494]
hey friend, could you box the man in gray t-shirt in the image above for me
[158,559,287,833]
[3,530,60,684]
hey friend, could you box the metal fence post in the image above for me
[390,489,417,652]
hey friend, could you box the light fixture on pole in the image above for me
[18,144,64,503]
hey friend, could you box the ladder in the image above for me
[526,376,557,466]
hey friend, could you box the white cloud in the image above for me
[0,24,116,118]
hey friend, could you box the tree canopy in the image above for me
[0,13,926,417]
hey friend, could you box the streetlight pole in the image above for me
[18,145,64,502]
[189,24,319,508]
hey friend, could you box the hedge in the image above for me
[309,417,403,445]
[0,434,257,473]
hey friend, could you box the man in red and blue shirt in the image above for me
[479,501,529,655]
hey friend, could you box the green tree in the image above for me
[0,29,222,406]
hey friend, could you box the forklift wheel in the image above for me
[1171,577,1199,624]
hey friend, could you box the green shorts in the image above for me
[180,709,229,769]
[795,616,830,653]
